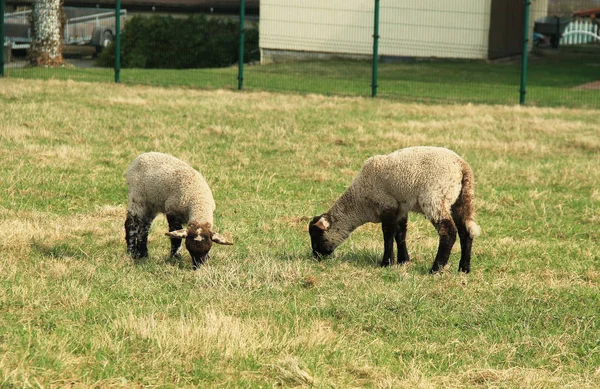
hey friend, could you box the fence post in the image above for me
[238,0,245,90]
[520,0,531,105]
[1,0,5,77]
[371,0,380,97]
[115,0,121,83]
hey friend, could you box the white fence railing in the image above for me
[560,20,600,45]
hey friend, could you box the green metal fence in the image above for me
[2,0,600,109]
[0,0,4,77]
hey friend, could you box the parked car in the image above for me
[3,6,126,60]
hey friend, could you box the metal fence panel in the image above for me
[1,0,600,109]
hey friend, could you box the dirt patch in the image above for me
[573,80,600,90]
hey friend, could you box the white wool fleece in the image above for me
[126,152,216,225]
[328,146,480,240]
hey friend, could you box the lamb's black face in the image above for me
[308,215,336,258]
[185,231,213,270]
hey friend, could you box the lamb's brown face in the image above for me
[309,215,336,258]
[185,222,213,269]
[164,221,233,270]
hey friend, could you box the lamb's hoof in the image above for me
[458,266,470,274]
[380,260,391,267]
[130,252,146,260]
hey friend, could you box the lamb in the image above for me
[125,152,233,269]
[308,146,481,273]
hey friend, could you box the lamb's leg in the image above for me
[454,219,473,273]
[135,214,154,258]
[380,210,398,267]
[125,211,140,257]
[125,211,154,259]
[395,217,410,264]
[429,218,457,273]
[166,214,183,258]
[452,195,474,273]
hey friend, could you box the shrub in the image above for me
[97,14,259,69]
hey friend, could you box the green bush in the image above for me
[97,14,259,69]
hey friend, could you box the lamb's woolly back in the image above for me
[346,147,465,221]
[126,152,216,224]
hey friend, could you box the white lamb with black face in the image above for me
[309,146,481,273]
[125,152,232,269]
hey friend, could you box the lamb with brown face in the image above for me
[125,152,233,269]
[165,221,233,270]
[309,147,481,274]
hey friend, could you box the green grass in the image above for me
[6,44,600,108]
[0,78,599,388]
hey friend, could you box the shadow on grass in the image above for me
[131,255,148,266]
[30,239,88,260]
[336,248,380,267]
[310,248,432,275]
[126,253,192,272]
[163,253,187,269]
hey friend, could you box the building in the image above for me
[260,0,549,63]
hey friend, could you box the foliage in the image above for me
[0,78,599,387]
[97,14,259,69]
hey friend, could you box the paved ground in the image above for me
[65,57,98,68]
[6,44,98,68]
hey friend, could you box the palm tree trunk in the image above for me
[28,0,65,66]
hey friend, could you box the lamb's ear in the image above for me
[165,229,188,239]
[212,232,233,245]
[314,216,330,231]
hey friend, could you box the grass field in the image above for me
[0,78,599,388]
[6,45,600,108]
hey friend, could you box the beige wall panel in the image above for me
[260,0,548,60]
[531,0,549,26]
[260,0,373,55]
[378,1,491,59]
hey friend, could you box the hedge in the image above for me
[97,14,259,69]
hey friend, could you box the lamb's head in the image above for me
[165,221,233,269]
[308,214,340,258]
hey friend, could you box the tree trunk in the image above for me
[28,0,65,66]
